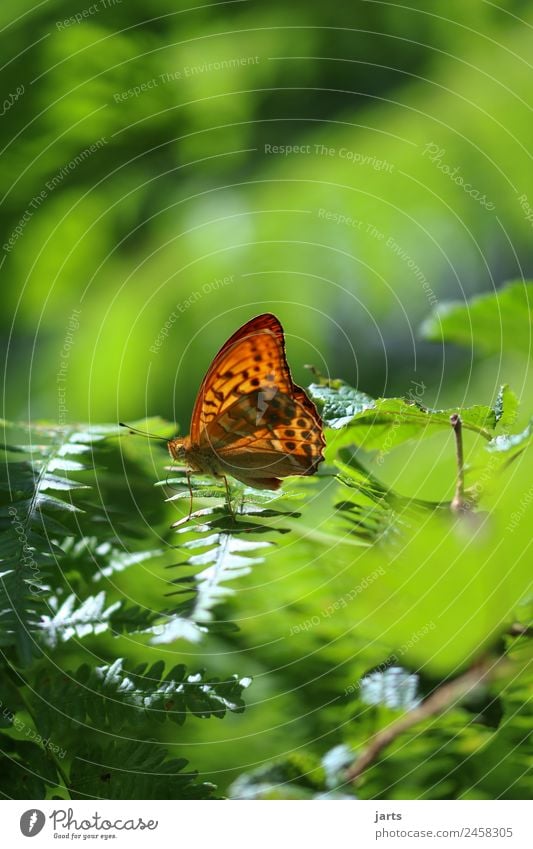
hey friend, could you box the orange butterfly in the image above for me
[168,313,325,495]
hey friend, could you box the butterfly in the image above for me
[167,313,325,497]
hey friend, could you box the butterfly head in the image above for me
[167,436,189,462]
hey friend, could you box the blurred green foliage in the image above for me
[1,283,532,798]
[2,0,533,424]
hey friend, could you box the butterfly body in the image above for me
[168,313,325,491]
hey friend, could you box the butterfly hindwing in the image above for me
[206,390,324,472]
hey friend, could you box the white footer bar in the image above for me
[3,799,530,849]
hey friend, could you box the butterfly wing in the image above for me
[209,387,324,478]
[190,313,291,441]
[189,313,325,483]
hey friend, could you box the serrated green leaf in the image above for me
[36,493,84,513]
[420,280,533,355]
[493,384,519,429]
[56,443,92,456]
[318,499,532,673]
[47,457,88,472]
[314,389,495,451]
[308,381,375,427]
[487,420,533,456]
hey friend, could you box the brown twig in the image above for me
[345,655,507,783]
[450,413,467,512]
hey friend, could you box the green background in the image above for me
[2,0,533,424]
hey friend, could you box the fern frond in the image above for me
[35,658,251,735]
[69,739,217,799]
[0,421,167,661]
[333,451,445,544]
[150,487,297,643]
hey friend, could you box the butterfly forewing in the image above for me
[189,314,293,441]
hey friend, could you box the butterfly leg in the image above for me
[185,470,194,520]
[222,475,236,520]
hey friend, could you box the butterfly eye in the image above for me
[168,438,187,460]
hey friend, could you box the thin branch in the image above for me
[450,413,467,512]
[345,655,509,783]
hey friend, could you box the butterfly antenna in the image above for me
[119,422,169,441]
[186,470,193,520]
[164,459,181,490]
